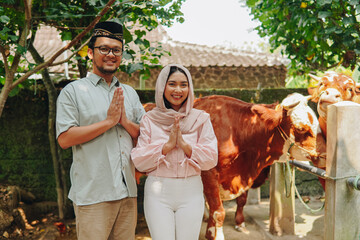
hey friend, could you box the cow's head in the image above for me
[308,71,360,119]
[277,93,326,168]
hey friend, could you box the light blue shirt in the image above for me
[56,73,145,205]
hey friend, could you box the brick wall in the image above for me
[116,65,287,89]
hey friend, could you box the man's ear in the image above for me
[88,48,94,60]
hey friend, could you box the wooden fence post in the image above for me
[326,101,360,240]
[247,188,260,205]
[269,162,295,236]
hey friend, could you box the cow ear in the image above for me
[251,105,283,130]
[356,83,360,93]
[306,88,316,102]
[307,87,315,96]
[281,98,300,110]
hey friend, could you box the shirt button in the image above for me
[122,151,124,154]
[119,135,122,138]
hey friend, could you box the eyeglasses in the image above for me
[94,46,123,56]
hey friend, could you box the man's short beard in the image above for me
[98,67,117,75]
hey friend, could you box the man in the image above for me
[56,21,145,240]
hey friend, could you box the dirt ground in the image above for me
[133,200,267,240]
[29,200,266,240]
[7,198,324,240]
[135,197,325,240]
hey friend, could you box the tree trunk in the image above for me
[77,58,88,78]
[28,42,68,219]
[0,78,13,117]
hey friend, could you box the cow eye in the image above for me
[296,127,307,134]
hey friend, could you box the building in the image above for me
[28,25,289,89]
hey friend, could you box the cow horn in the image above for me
[356,82,360,88]
[309,73,321,82]
[305,95,312,101]
[281,93,304,110]
[282,101,300,110]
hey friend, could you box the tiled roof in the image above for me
[29,26,74,74]
[23,25,288,75]
[136,25,289,67]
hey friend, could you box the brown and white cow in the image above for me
[194,93,326,240]
[308,71,360,137]
[307,71,360,189]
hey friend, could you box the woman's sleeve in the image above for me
[190,117,218,171]
[131,116,167,172]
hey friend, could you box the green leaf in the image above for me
[140,68,151,80]
[317,0,332,6]
[9,34,18,42]
[123,27,133,44]
[0,15,10,23]
[8,85,20,97]
[16,45,27,55]
[149,58,159,64]
[325,27,336,34]
[122,50,133,60]
[61,31,72,41]
[349,0,358,6]
[246,0,258,7]
[343,17,355,25]
[316,0,326,6]
[134,30,146,39]
[128,62,144,74]
[335,28,342,34]
[308,17,317,24]
[0,26,11,35]
[318,11,332,18]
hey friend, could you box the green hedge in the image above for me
[0,88,322,202]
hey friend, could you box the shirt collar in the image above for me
[88,73,120,88]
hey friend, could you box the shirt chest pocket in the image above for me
[77,94,107,124]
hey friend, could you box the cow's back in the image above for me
[194,95,282,171]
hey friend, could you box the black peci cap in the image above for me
[92,21,123,42]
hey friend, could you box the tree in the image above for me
[245,0,360,76]
[1,0,185,218]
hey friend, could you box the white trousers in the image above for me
[144,175,205,240]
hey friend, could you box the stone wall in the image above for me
[117,65,287,89]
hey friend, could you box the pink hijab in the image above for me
[145,64,209,133]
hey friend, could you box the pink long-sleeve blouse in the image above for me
[131,114,218,178]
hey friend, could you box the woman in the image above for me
[131,64,218,240]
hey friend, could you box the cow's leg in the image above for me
[233,166,270,233]
[202,171,226,240]
[234,192,249,233]
[318,167,326,190]
[205,194,225,240]
[318,176,325,189]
